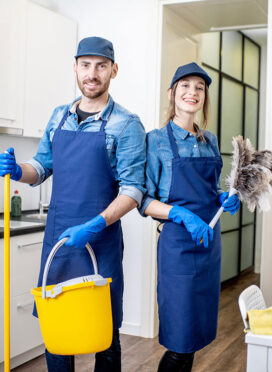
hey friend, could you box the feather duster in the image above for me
[252,150,272,175]
[209,136,272,229]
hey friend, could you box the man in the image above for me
[0,36,146,372]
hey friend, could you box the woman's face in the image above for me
[171,75,206,115]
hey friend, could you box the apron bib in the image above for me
[34,106,124,328]
[157,123,223,353]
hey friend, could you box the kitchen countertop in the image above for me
[0,210,46,238]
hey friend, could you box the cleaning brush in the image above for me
[209,135,272,229]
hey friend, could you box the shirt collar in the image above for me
[68,95,114,121]
[170,120,204,141]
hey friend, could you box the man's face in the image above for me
[74,56,118,99]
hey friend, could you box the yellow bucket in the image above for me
[31,238,113,355]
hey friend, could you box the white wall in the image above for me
[255,43,267,274]
[261,0,272,306]
[160,7,201,124]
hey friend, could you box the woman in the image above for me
[141,63,240,371]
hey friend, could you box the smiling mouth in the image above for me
[183,98,198,104]
[84,81,101,88]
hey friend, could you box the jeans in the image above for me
[45,329,121,372]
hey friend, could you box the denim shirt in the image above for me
[139,120,222,214]
[27,96,146,205]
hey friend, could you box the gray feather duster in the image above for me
[209,135,272,229]
[252,150,272,174]
[226,135,272,212]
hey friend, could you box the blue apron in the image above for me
[34,106,124,329]
[157,123,223,353]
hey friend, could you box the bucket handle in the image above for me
[42,238,98,299]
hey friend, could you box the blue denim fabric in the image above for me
[27,95,146,205]
[45,350,74,372]
[139,120,222,215]
[45,329,121,372]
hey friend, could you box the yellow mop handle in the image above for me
[4,174,10,372]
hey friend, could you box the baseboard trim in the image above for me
[120,321,141,336]
[0,344,44,372]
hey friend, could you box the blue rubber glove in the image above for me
[0,147,22,181]
[218,192,240,215]
[168,205,213,248]
[58,215,107,248]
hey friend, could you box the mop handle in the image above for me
[42,239,98,299]
[209,188,238,229]
[4,174,10,372]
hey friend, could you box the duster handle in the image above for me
[209,188,238,229]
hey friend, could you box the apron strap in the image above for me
[99,102,115,132]
[57,110,70,130]
[202,135,220,157]
[157,222,164,234]
[167,123,180,159]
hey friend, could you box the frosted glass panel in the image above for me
[222,31,242,80]
[221,209,240,232]
[241,225,254,271]
[202,32,220,69]
[221,231,239,281]
[220,155,240,231]
[244,39,259,88]
[242,203,255,225]
[203,66,219,136]
[221,78,243,153]
[220,155,232,189]
[245,87,258,148]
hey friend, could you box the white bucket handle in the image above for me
[42,238,98,299]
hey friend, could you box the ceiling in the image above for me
[167,0,268,33]
[242,28,267,45]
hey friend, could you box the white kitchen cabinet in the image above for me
[0,0,77,138]
[0,232,45,370]
[23,1,77,138]
[0,0,26,135]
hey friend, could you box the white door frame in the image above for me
[260,0,272,306]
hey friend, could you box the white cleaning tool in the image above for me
[209,135,272,229]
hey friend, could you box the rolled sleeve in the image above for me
[119,185,143,206]
[25,158,46,186]
[116,116,146,194]
[138,195,155,216]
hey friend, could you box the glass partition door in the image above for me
[202,31,260,281]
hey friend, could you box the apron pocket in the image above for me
[158,225,197,276]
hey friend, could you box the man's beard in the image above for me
[77,77,110,99]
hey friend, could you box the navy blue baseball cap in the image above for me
[170,62,212,88]
[75,36,115,62]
